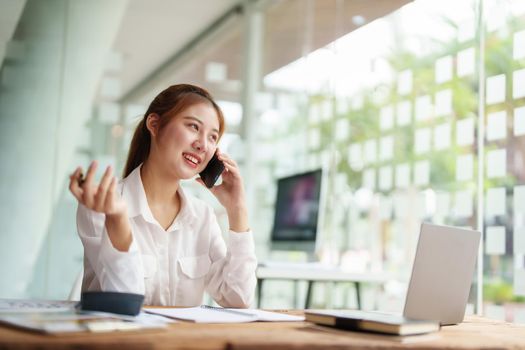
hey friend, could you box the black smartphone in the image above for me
[199,152,225,188]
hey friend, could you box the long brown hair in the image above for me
[123,84,225,178]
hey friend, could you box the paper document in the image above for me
[145,306,304,323]
[0,298,170,333]
[0,310,168,334]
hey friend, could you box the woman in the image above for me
[68,84,257,307]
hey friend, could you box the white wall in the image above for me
[0,0,127,298]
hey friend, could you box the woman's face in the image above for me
[152,102,220,180]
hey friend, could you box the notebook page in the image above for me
[144,307,258,323]
[236,309,304,322]
[145,307,304,322]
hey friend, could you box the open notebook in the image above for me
[144,305,305,323]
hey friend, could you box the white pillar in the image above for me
[240,1,264,225]
[475,0,485,316]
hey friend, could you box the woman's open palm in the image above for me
[69,161,127,217]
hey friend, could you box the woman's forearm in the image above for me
[104,213,133,251]
[227,206,249,233]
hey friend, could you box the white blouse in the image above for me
[76,165,257,307]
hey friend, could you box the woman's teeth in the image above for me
[183,154,198,165]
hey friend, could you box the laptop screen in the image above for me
[403,223,481,325]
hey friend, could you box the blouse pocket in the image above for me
[178,254,211,279]
[177,254,211,305]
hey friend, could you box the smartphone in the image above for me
[199,152,225,188]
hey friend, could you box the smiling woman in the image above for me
[68,84,256,307]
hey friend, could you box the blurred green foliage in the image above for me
[484,280,525,304]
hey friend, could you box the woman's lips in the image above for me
[182,152,201,169]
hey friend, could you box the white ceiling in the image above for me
[1,0,411,104]
[110,0,411,104]
[112,0,241,101]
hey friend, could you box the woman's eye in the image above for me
[189,123,199,131]
[210,135,218,143]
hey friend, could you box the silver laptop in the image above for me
[402,223,481,325]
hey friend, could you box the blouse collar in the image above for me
[121,164,198,230]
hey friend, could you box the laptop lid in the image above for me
[402,223,481,325]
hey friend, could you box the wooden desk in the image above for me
[256,264,390,309]
[1,314,524,349]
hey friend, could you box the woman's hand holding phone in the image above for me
[196,150,249,233]
[69,161,132,251]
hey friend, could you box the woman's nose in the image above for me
[193,137,207,152]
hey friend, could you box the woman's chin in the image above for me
[178,168,199,180]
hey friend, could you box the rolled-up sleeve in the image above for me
[76,204,145,294]
[204,209,257,308]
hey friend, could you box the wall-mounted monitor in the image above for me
[270,169,323,252]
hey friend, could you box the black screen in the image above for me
[271,169,322,242]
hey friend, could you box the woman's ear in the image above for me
[145,113,160,138]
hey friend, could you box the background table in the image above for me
[256,263,390,309]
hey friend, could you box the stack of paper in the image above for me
[0,299,77,312]
[0,298,169,334]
